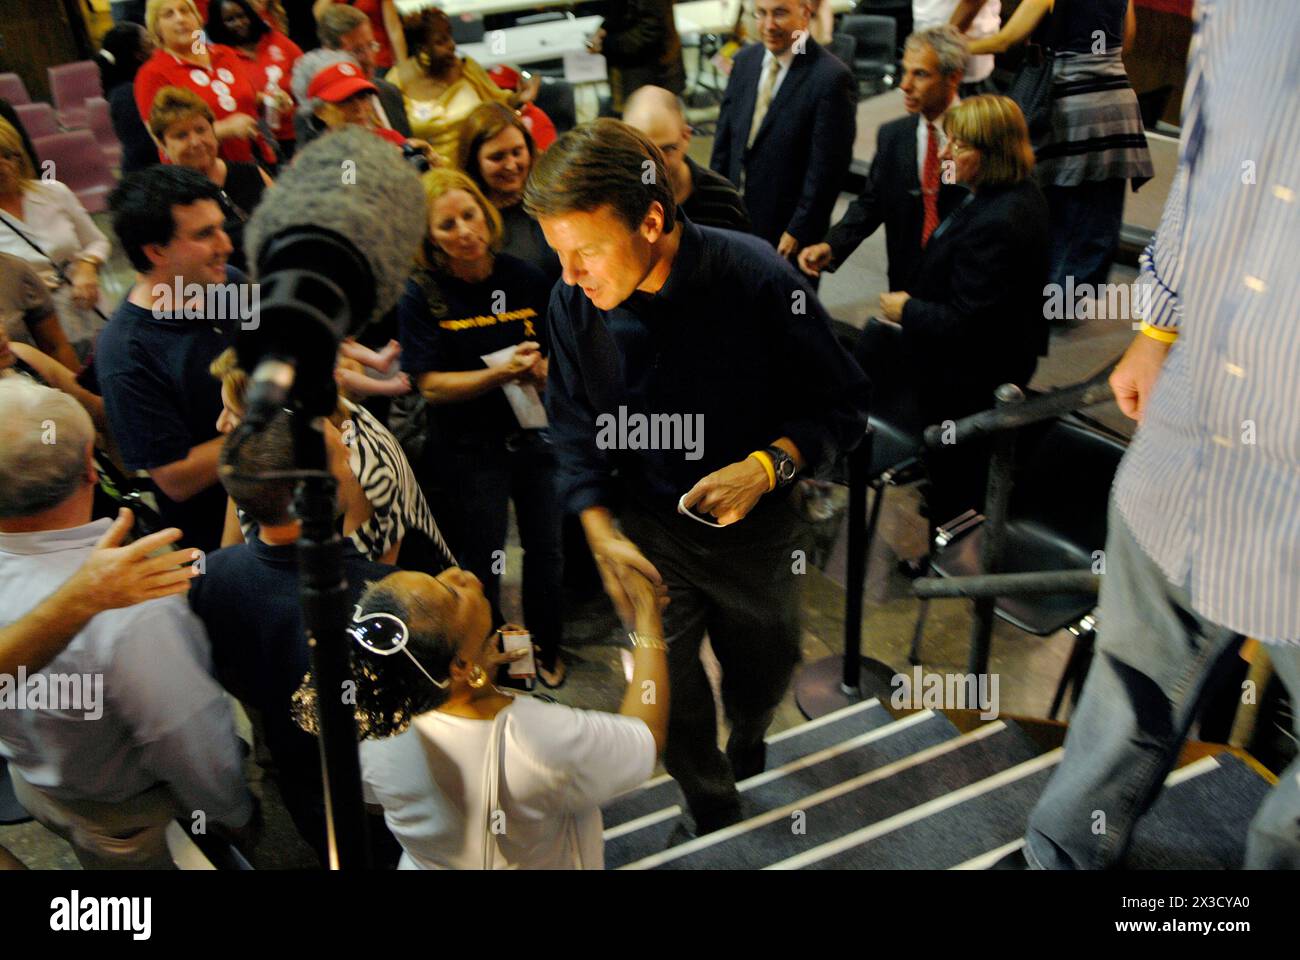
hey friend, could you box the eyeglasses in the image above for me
[347,606,449,689]
[948,139,975,155]
[751,6,797,23]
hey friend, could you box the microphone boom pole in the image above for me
[239,129,431,868]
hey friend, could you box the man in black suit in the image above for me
[710,0,856,255]
[300,4,411,145]
[798,26,969,289]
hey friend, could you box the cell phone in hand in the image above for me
[501,629,535,690]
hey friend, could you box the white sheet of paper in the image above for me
[563,50,608,83]
[481,345,548,429]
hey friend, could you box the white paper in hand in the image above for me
[482,344,548,429]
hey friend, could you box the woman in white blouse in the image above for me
[0,119,112,364]
[318,564,669,870]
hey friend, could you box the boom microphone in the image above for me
[238,126,428,420]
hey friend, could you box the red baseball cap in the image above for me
[487,64,520,91]
[308,61,377,103]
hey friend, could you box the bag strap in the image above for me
[0,210,59,271]
[0,209,111,323]
[481,708,509,870]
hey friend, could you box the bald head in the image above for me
[621,86,691,182]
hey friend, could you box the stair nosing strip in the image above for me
[618,721,1008,870]
[603,709,938,842]
[607,697,885,800]
[764,747,1065,870]
[950,838,1026,871]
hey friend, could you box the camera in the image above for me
[401,142,431,173]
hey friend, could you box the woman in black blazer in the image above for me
[878,95,1049,519]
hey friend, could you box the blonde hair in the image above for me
[209,347,249,410]
[149,85,215,141]
[145,0,204,46]
[211,346,361,409]
[942,95,1035,189]
[417,167,503,272]
[0,119,36,183]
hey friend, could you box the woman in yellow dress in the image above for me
[387,7,508,167]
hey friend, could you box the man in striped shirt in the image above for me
[1019,0,1300,870]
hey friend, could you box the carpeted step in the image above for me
[623,719,1040,870]
[950,751,1275,870]
[602,697,893,833]
[1128,754,1274,869]
[604,708,956,868]
[786,748,1062,869]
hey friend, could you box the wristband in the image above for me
[748,450,776,492]
[1138,321,1178,344]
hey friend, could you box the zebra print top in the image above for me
[238,399,455,569]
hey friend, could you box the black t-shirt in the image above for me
[216,162,268,273]
[498,203,561,285]
[188,536,396,858]
[95,267,243,551]
[397,253,552,442]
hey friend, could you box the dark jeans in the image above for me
[1044,178,1127,293]
[421,431,564,668]
[622,496,805,831]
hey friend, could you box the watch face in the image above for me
[777,459,797,480]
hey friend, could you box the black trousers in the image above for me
[622,496,805,830]
[421,431,565,668]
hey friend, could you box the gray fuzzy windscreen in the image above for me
[244,127,427,325]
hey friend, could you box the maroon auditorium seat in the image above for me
[0,73,31,106]
[32,130,117,213]
[48,61,102,130]
[14,102,59,140]
[84,98,123,168]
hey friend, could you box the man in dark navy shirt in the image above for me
[525,119,869,833]
[190,410,400,866]
[98,167,251,551]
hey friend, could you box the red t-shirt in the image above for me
[520,103,557,152]
[135,45,274,165]
[373,126,407,147]
[338,0,395,70]
[231,31,304,143]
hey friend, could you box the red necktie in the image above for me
[921,122,940,247]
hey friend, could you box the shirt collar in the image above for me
[762,46,797,73]
[0,518,110,556]
[647,214,705,308]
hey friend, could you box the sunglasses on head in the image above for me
[347,606,449,689]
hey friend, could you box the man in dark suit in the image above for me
[799,26,969,289]
[300,4,410,145]
[710,0,856,255]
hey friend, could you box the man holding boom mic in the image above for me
[526,119,869,835]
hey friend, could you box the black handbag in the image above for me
[1008,42,1056,146]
